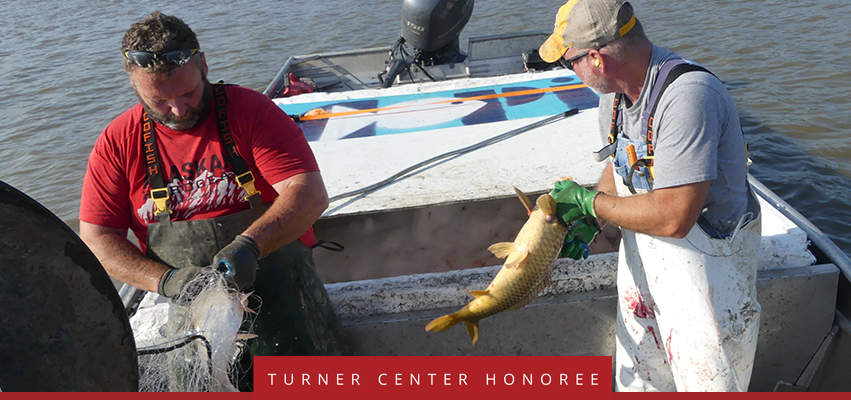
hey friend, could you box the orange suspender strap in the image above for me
[592,94,622,162]
[141,112,172,222]
[608,94,621,147]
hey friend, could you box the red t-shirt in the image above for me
[80,85,319,252]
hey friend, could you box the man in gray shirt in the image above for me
[539,0,761,392]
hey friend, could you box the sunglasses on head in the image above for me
[124,48,199,68]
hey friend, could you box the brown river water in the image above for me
[1,0,850,256]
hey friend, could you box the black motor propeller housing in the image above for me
[402,0,474,64]
[379,0,474,88]
[401,0,473,62]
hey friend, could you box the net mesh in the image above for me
[135,269,258,392]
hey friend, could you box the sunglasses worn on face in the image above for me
[562,51,590,71]
[124,49,199,68]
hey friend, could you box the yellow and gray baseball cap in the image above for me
[539,0,637,63]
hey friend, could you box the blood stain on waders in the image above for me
[647,325,665,355]
[624,287,655,319]
[666,329,676,364]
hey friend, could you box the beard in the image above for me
[138,74,212,131]
[580,70,610,95]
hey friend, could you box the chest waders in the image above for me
[600,61,761,391]
[142,84,350,362]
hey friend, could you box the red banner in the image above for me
[253,356,612,399]
[2,356,849,398]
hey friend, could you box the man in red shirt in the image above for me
[79,12,348,359]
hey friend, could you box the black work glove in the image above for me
[158,266,205,298]
[212,235,260,292]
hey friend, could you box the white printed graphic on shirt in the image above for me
[137,170,246,223]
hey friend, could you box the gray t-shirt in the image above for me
[597,45,750,235]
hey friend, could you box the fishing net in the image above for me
[134,269,259,392]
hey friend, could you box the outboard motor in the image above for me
[402,0,473,64]
[379,0,474,88]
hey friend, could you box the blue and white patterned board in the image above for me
[276,75,600,142]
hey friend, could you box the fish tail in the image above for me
[425,313,461,332]
[464,321,480,348]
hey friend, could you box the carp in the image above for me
[425,187,569,347]
[173,271,257,392]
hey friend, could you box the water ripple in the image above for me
[1,0,850,258]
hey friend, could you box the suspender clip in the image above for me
[150,188,171,215]
[236,171,261,201]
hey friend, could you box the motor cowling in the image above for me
[379,0,474,88]
[402,0,474,53]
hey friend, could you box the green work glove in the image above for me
[158,266,205,298]
[550,180,599,224]
[559,218,601,260]
[213,235,260,292]
[560,240,589,260]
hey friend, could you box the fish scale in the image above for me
[425,187,569,347]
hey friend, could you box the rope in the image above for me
[329,108,579,203]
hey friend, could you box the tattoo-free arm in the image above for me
[592,173,709,238]
[79,222,170,292]
[595,162,618,197]
[240,171,329,256]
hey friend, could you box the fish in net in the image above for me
[135,269,259,392]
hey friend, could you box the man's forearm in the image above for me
[242,171,329,256]
[592,163,617,228]
[595,162,618,197]
[593,181,710,238]
[79,222,170,292]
